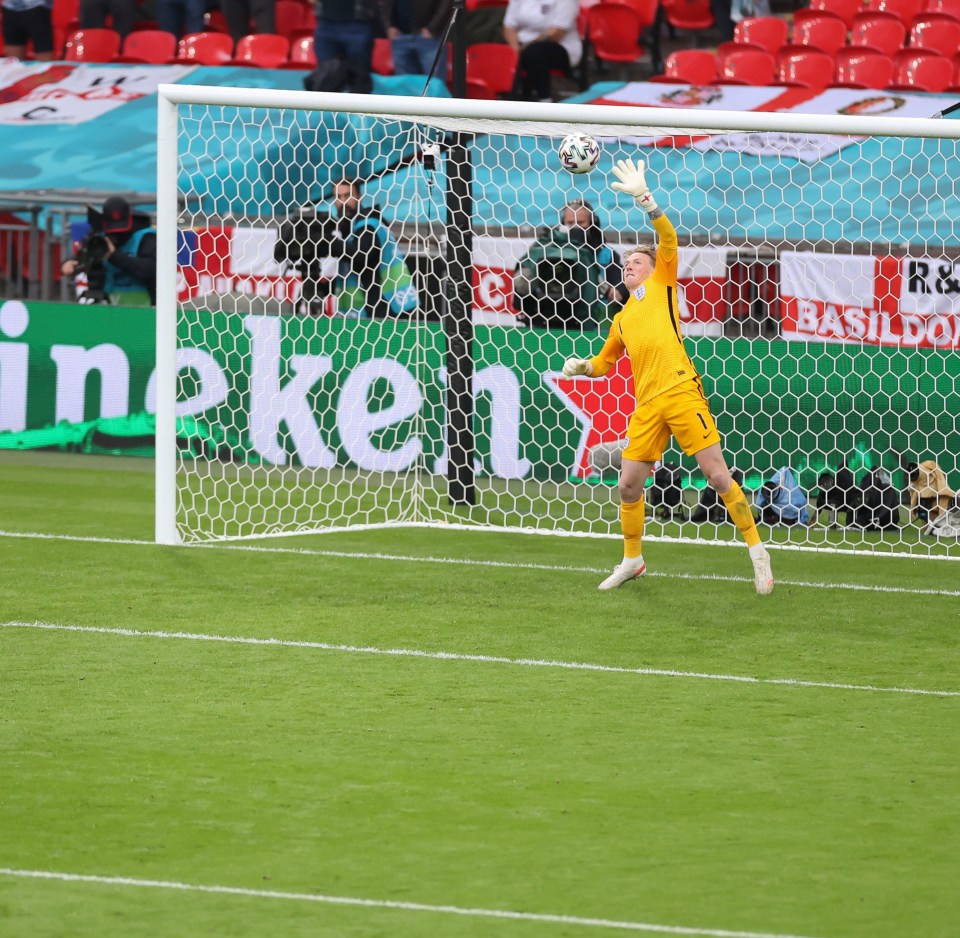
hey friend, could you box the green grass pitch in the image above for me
[1,452,958,938]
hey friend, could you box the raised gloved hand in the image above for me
[611,157,658,212]
[561,357,594,378]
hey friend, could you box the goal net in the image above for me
[155,86,960,558]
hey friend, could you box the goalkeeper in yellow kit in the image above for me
[562,157,774,595]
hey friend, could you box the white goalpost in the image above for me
[155,85,960,558]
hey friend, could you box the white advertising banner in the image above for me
[178,227,729,330]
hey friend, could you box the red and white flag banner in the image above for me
[0,64,195,124]
[780,250,960,348]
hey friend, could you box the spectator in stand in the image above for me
[465,1,506,45]
[221,0,276,43]
[156,0,206,39]
[80,0,137,37]
[1,0,55,60]
[712,0,735,43]
[502,0,581,102]
[313,0,388,93]
[386,0,452,78]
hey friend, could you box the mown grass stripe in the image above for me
[1,530,958,597]
[0,867,825,938]
[3,621,958,698]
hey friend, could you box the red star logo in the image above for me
[545,356,635,479]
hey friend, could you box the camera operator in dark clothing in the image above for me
[275,178,418,318]
[61,196,157,306]
[513,198,626,331]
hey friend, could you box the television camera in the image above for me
[274,205,337,315]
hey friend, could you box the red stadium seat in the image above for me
[203,10,230,33]
[584,4,645,63]
[717,48,777,84]
[716,39,769,72]
[661,0,714,31]
[777,48,835,87]
[112,28,176,64]
[273,0,306,38]
[862,0,925,25]
[850,12,908,55]
[175,31,233,64]
[790,13,849,55]
[923,0,960,19]
[605,0,659,18]
[888,47,953,88]
[227,33,289,67]
[52,0,80,31]
[371,36,394,75]
[466,42,519,96]
[832,48,896,86]
[466,77,496,99]
[64,28,121,62]
[292,6,316,40]
[808,0,862,28]
[650,48,718,83]
[280,34,316,69]
[908,13,960,55]
[734,15,789,54]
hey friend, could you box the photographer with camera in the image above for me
[61,196,157,306]
[513,198,625,331]
[275,178,418,318]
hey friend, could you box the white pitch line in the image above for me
[0,867,824,938]
[4,621,958,698]
[1,529,959,598]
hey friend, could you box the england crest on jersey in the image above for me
[633,285,646,302]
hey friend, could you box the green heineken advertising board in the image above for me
[1,300,957,492]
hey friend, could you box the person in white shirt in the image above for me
[502,0,581,102]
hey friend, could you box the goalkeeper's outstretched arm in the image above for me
[561,156,677,380]
[611,157,678,261]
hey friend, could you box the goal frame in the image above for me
[154,85,960,548]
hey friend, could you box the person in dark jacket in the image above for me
[313,0,389,92]
[385,0,452,77]
[220,0,276,42]
[328,178,418,318]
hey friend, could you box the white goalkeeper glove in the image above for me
[611,157,658,213]
[562,357,594,378]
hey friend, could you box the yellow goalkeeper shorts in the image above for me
[623,379,722,464]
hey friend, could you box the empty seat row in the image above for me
[804,0,960,28]
[45,0,315,40]
[731,10,960,59]
[60,28,299,68]
[658,45,960,92]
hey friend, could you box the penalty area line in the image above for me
[0,867,824,938]
[3,621,959,698]
[0,529,959,598]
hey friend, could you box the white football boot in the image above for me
[598,556,647,591]
[749,544,774,595]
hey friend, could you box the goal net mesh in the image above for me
[168,95,960,556]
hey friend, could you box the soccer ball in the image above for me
[557,133,601,175]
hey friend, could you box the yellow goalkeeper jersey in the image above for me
[589,213,699,406]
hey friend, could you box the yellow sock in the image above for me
[720,481,761,548]
[621,497,644,559]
